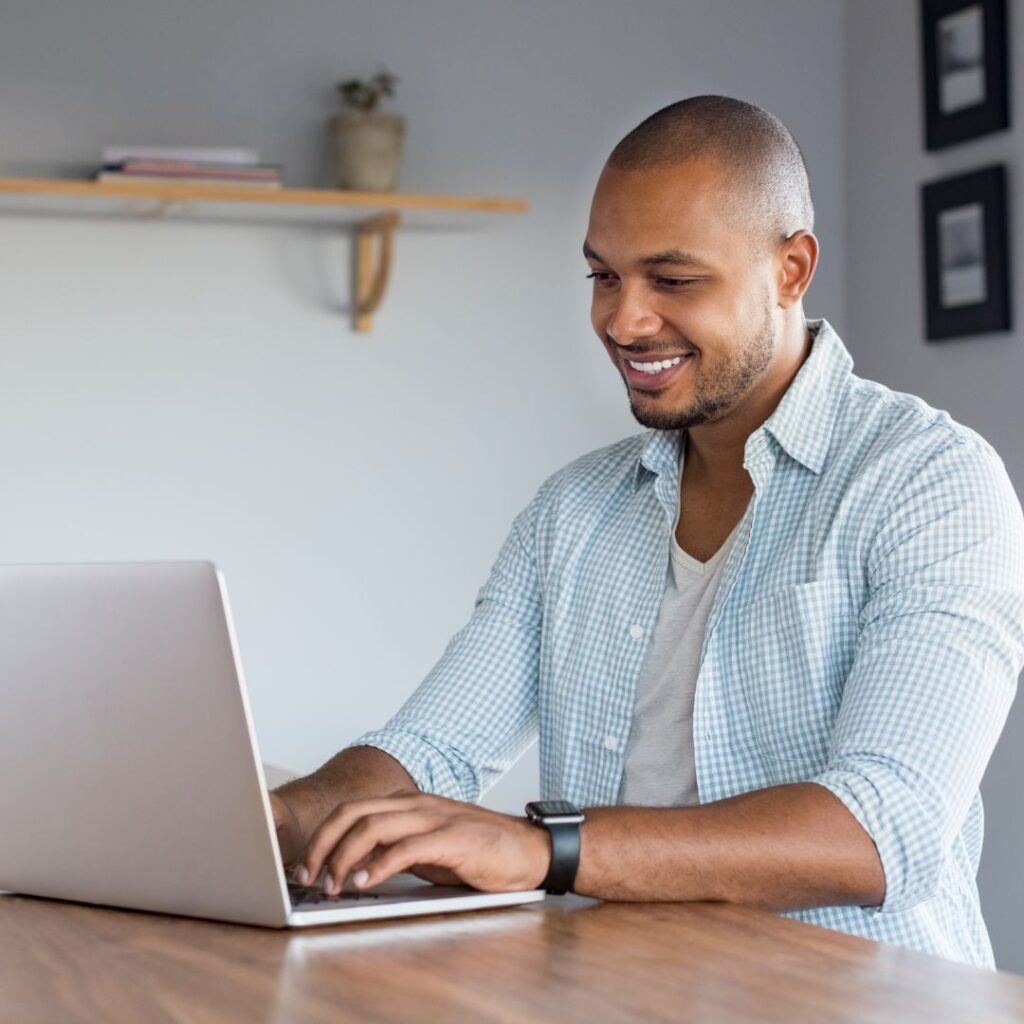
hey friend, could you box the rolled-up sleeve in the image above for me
[811,435,1024,916]
[348,494,544,802]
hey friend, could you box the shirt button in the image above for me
[603,736,619,752]
[629,624,644,640]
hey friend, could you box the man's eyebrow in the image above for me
[638,249,713,270]
[582,241,712,270]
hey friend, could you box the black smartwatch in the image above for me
[524,800,585,895]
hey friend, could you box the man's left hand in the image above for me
[293,792,552,895]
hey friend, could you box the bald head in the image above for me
[606,95,814,251]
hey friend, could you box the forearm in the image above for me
[575,782,885,911]
[274,745,418,841]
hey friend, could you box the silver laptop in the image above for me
[0,561,545,927]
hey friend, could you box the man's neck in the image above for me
[684,320,813,488]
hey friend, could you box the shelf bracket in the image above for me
[139,198,177,218]
[353,211,400,332]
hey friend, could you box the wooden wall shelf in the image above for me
[0,177,528,332]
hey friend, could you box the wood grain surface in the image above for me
[2,891,1023,1023]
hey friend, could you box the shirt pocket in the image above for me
[732,579,859,772]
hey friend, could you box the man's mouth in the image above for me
[623,352,696,391]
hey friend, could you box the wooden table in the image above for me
[3,890,1024,1023]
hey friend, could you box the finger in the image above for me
[355,830,462,890]
[321,811,441,895]
[300,795,429,882]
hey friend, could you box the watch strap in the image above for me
[542,818,581,895]
[525,801,584,895]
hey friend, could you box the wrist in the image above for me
[273,777,330,841]
[524,800,585,894]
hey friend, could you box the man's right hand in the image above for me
[267,746,421,872]
[270,791,306,869]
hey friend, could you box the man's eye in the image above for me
[584,272,699,287]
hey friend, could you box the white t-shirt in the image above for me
[616,441,751,808]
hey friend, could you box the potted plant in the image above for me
[328,67,405,192]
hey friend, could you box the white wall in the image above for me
[845,0,1024,973]
[0,0,847,815]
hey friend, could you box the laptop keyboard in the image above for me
[287,883,388,907]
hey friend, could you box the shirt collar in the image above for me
[632,317,854,489]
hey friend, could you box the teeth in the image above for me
[628,355,685,374]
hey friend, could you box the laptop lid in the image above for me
[0,561,292,926]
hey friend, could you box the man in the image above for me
[271,96,1024,968]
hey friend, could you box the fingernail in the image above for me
[353,869,370,888]
[295,865,310,885]
[323,872,334,894]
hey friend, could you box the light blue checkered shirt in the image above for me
[352,319,1024,968]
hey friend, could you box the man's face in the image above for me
[584,159,781,431]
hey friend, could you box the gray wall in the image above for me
[845,0,1024,972]
[0,0,846,812]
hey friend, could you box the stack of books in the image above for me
[95,146,283,189]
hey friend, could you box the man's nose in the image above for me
[606,282,662,343]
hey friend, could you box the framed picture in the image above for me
[920,0,1009,149]
[921,165,1011,340]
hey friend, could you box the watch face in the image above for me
[536,801,579,816]
[527,800,585,823]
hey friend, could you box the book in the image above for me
[102,145,261,166]
[105,160,282,181]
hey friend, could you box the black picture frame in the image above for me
[921,165,1011,340]
[920,0,1010,150]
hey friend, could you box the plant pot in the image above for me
[328,112,406,192]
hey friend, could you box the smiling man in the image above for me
[271,96,1024,968]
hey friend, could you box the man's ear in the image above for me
[776,230,819,309]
